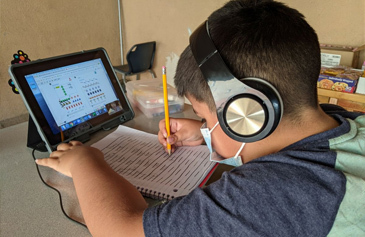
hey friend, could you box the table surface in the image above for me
[0,104,231,237]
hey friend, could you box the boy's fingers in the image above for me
[36,158,72,178]
[57,141,83,151]
[167,135,186,147]
[158,131,167,146]
[69,140,83,146]
[167,135,177,144]
[57,143,71,151]
[36,158,59,169]
[49,149,64,158]
[167,129,190,145]
[164,146,176,154]
[158,119,168,137]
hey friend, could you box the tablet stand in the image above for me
[27,115,47,152]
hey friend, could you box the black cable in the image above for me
[31,148,88,229]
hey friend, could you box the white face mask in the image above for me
[200,122,245,167]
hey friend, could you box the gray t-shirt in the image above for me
[143,105,365,236]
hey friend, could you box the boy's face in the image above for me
[187,94,245,159]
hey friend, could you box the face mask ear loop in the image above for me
[210,121,220,133]
[234,143,246,159]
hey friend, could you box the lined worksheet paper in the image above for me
[92,125,215,199]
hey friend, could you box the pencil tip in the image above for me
[168,150,171,156]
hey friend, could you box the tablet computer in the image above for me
[9,48,134,153]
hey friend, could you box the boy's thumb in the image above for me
[167,135,178,144]
[167,129,192,146]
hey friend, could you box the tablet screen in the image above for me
[9,48,134,152]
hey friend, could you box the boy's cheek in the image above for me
[213,141,241,158]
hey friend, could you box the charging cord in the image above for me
[31,148,88,229]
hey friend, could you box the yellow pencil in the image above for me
[60,127,64,142]
[162,66,171,155]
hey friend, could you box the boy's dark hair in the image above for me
[174,0,321,119]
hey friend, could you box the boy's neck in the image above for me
[242,107,340,163]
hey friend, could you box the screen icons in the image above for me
[60,106,108,131]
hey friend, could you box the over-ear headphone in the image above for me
[189,21,283,143]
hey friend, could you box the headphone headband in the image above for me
[189,21,234,82]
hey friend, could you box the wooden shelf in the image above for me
[318,88,365,103]
[318,88,365,112]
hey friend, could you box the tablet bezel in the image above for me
[9,48,134,153]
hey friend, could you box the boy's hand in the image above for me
[158,118,204,154]
[36,141,104,177]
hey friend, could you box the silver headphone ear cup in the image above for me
[217,83,280,143]
[225,97,266,136]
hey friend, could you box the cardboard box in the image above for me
[356,77,365,95]
[320,44,365,68]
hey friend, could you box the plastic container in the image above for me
[126,79,184,118]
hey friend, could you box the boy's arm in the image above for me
[36,141,147,237]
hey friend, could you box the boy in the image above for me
[37,0,365,236]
